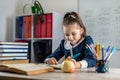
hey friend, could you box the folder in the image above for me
[46,13,52,38]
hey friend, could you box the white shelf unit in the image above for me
[13,12,63,62]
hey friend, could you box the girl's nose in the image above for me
[68,35,73,41]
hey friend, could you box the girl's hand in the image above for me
[66,56,77,64]
[46,57,58,65]
[66,56,81,69]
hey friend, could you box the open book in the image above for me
[0,63,54,75]
[49,64,62,69]
[0,59,29,64]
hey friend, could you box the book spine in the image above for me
[0,42,28,45]
[0,53,27,57]
[0,56,28,60]
[0,45,28,49]
[0,48,28,52]
[0,59,29,64]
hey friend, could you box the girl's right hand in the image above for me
[46,57,58,65]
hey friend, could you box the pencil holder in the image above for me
[95,60,109,73]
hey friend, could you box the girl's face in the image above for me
[63,23,84,46]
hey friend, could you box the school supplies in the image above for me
[101,46,104,61]
[104,45,111,60]
[104,47,116,61]
[96,46,116,73]
[95,43,100,60]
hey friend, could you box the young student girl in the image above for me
[45,11,96,69]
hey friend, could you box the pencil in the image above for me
[72,53,80,59]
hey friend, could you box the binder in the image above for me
[34,15,41,38]
[41,14,47,38]
[16,16,23,38]
[46,13,52,38]
[23,16,32,38]
[28,16,32,38]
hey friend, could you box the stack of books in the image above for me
[0,42,29,64]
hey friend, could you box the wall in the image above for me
[79,0,120,68]
[0,0,18,41]
[0,0,78,41]
[0,0,78,65]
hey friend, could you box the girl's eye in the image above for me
[65,34,69,36]
[72,33,76,36]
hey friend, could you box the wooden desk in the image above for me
[0,68,120,80]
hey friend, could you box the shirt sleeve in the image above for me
[80,60,88,69]
[83,36,96,67]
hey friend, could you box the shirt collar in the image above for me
[64,37,85,50]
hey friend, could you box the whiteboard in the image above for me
[78,0,120,49]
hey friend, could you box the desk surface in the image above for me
[0,68,120,80]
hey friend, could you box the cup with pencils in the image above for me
[96,59,109,73]
[96,46,116,73]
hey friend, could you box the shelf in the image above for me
[14,12,63,62]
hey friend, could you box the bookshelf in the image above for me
[13,12,63,63]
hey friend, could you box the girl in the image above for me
[45,11,96,69]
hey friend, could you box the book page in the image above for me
[3,63,53,71]
[49,64,62,69]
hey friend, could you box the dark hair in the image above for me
[62,11,86,37]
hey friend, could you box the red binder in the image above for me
[41,14,47,38]
[34,15,41,38]
[46,14,52,38]
[23,16,31,38]
[28,16,32,38]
